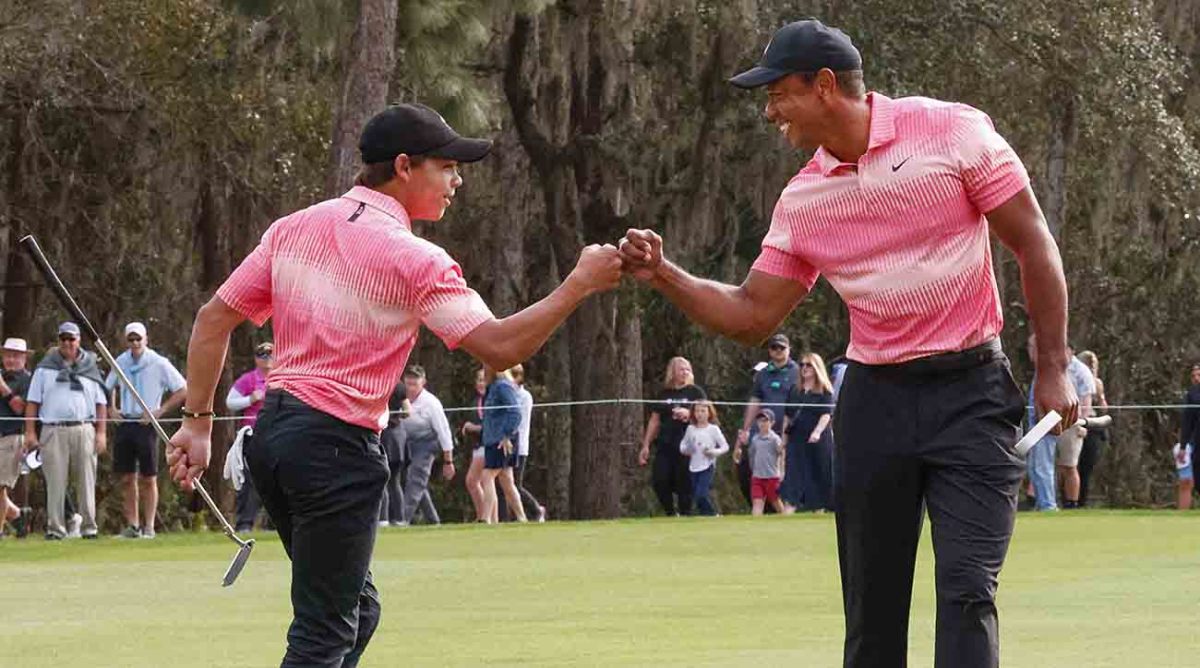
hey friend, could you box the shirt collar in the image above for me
[342,186,412,230]
[811,91,895,176]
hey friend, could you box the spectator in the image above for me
[638,357,707,516]
[828,354,849,403]
[378,381,410,527]
[0,337,31,538]
[748,408,786,515]
[782,352,836,512]
[734,333,799,505]
[510,364,546,522]
[399,365,454,525]
[1025,335,1093,510]
[462,368,487,521]
[24,322,108,540]
[478,366,526,523]
[105,322,187,539]
[1176,363,1200,510]
[680,400,729,516]
[1075,350,1109,507]
[225,341,273,533]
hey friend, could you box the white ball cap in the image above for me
[1,337,28,353]
[125,322,147,339]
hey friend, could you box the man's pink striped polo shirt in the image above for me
[217,186,494,429]
[752,93,1030,364]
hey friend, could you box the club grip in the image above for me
[19,235,102,341]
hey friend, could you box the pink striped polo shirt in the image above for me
[752,93,1029,364]
[217,186,494,429]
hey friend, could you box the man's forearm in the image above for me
[183,300,242,413]
[462,278,592,370]
[1019,237,1071,373]
[741,398,761,433]
[161,389,187,415]
[650,261,772,345]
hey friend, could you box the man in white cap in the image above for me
[25,321,108,540]
[0,337,31,538]
[105,322,187,538]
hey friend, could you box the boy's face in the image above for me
[756,416,772,433]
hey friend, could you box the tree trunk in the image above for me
[325,0,399,195]
[2,106,37,339]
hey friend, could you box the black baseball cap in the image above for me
[359,103,492,164]
[767,333,790,348]
[729,19,862,89]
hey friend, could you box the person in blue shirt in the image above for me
[734,333,799,505]
[479,366,527,523]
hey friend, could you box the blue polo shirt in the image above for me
[751,360,800,435]
[104,349,186,417]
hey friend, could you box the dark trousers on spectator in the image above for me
[245,391,389,668]
[379,426,406,524]
[833,342,1025,668]
[1077,428,1107,507]
[514,455,543,518]
[652,447,693,516]
[736,456,752,504]
[235,476,263,532]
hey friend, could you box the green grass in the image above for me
[1,511,1197,667]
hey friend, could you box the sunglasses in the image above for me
[768,344,787,351]
[127,336,143,343]
[799,362,814,368]
[58,335,78,342]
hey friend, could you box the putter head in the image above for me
[222,539,255,587]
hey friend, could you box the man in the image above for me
[25,322,108,540]
[105,322,187,539]
[1176,363,1200,509]
[619,20,1077,668]
[378,379,412,527]
[1025,335,1093,511]
[399,365,453,525]
[166,103,622,667]
[0,337,31,538]
[734,332,799,504]
[225,341,274,533]
[510,363,546,521]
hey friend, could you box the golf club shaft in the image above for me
[19,235,240,541]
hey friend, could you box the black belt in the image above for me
[44,421,86,427]
[862,338,1004,377]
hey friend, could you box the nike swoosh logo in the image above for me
[891,156,912,172]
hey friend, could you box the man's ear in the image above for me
[393,154,412,181]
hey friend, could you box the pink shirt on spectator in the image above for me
[752,93,1030,364]
[231,368,268,428]
[217,186,494,429]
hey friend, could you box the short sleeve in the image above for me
[26,370,45,404]
[231,372,253,395]
[217,223,277,326]
[105,369,118,391]
[89,379,108,406]
[954,107,1030,214]
[750,199,821,288]
[416,252,494,350]
[749,370,766,400]
[817,391,834,417]
[163,360,186,392]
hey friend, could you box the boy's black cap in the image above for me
[729,19,861,89]
[359,103,492,164]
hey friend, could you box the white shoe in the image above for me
[140,528,156,539]
[377,520,390,528]
[67,513,82,539]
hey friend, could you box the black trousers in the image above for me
[1077,428,1107,507]
[514,455,543,517]
[379,425,406,524]
[245,391,389,668]
[834,342,1025,668]
[651,447,693,516]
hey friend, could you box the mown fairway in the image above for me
[2,511,1196,667]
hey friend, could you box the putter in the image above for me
[20,235,253,586]
[1015,410,1112,457]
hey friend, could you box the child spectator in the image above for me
[748,408,785,516]
[680,401,729,516]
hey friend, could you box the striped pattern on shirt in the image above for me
[217,186,494,429]
[752,93,1030,364]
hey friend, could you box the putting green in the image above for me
[1,511,1195,666]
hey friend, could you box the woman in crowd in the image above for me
[782,352,835,513]
[462,368,487,521]
[225,341,274,533]
[638,357,707,516]
[1076,350,1109,507]
[479,366,527,523]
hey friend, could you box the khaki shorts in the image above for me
[0,433,22,488]
[1056,424,1086,467]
